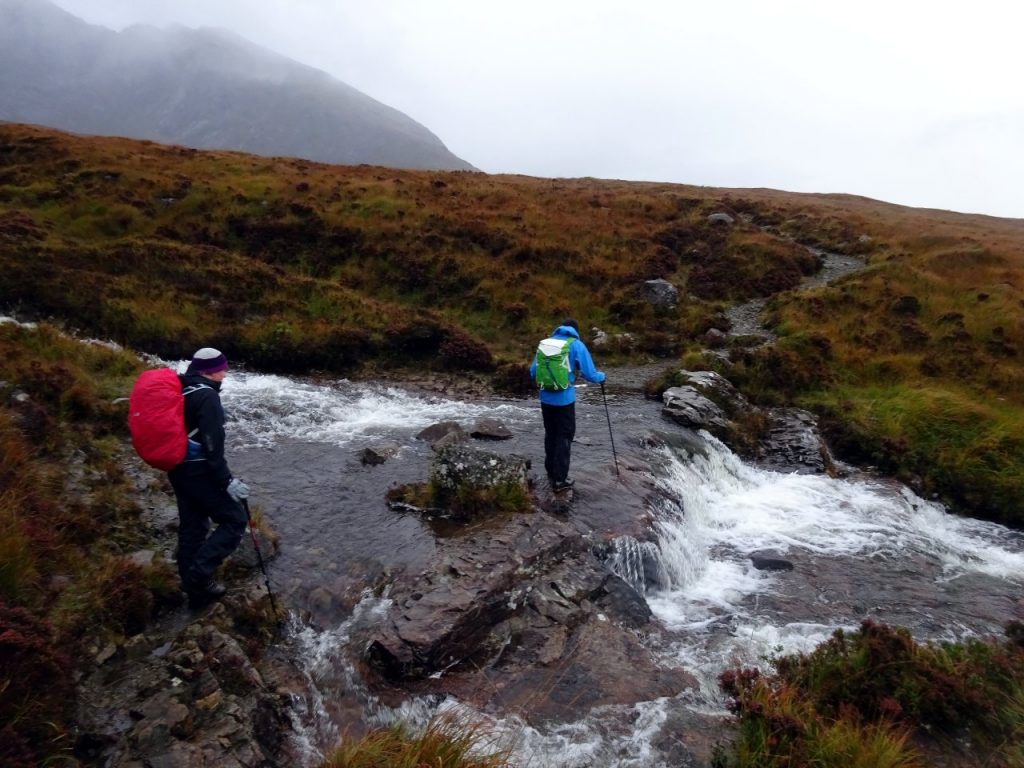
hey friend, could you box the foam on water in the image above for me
[285,591,394,763]
[654,617,843,700]
[649,433,1024,594]
[0,315,37,328]
[219,371,532,449]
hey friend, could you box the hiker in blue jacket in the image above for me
[529,320,605,491]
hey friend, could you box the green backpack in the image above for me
[534,337,575,391]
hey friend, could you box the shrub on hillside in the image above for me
[440,330,493,371]
[727,332,834,403]
[637,246,681,279]
[95,558,155,636]
[0,602,73,767]
[504,302,528,326]
[637,329,679,358]
[385,320,447,360]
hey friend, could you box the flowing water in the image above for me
[217,369,1024,766]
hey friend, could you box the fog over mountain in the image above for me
[0,0,475,171]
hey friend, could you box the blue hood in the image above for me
[551,325,581,340]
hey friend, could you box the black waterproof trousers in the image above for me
[541,401,576,484]
[168,466,246,590]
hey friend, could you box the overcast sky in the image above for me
[52,0,1024,218]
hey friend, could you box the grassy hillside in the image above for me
[708,196,1024,524]
[0,123,829,371]
[3,122,1024,528]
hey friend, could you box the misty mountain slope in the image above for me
[0,0,474,170]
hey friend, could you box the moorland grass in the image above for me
[0,320,173,765]
[5,123,1024,763]
[717,619,1024,767]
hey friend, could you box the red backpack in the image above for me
[128,369,207,470]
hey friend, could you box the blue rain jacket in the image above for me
[529,325,605,405]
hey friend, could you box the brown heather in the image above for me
[717,619,1024,767]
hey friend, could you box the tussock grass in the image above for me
[0,490,37,602]
[1,123,833,373]
[715,673,923,768]
[802,371,1024,524]
[324,713,512,768]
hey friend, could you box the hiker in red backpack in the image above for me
[170,347,249,608]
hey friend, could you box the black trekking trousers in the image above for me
[541,401,576,484]
[168,466,246,590]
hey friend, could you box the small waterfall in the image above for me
[617,431,1024,697]
[284,591,394,763]
[605,536,660,594]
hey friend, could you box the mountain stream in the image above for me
[221,370,1024,767]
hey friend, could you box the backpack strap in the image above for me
[181,383,212,438]
[181,383,212,396]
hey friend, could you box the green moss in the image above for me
[809,384,1024,523]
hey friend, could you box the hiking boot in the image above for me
[552,478,575,492]
[186,579,227,609]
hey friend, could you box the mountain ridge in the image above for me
[0,0,475,171]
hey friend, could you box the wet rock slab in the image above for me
[365,512,580,678]
[757,407,833,474]
[364,509,697,723]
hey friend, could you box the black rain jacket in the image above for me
[175,372,232,488]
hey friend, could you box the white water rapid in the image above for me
[611,435,1024,701]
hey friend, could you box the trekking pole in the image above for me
[241,499,279,619]
[600,381,620,477]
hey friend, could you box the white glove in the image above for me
[226,478,250,502]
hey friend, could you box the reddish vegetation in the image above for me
[0,602,73,766]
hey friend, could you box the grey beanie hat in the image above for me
[188,347,228,374]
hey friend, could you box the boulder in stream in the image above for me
[428,444,530,519]
[416,420,466,445]
[662,370,834,474]
[661,370,749,439]
[750,550,795,571]
[758,408,834,475]
[360,440,401,466]
[470,416,513,440]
